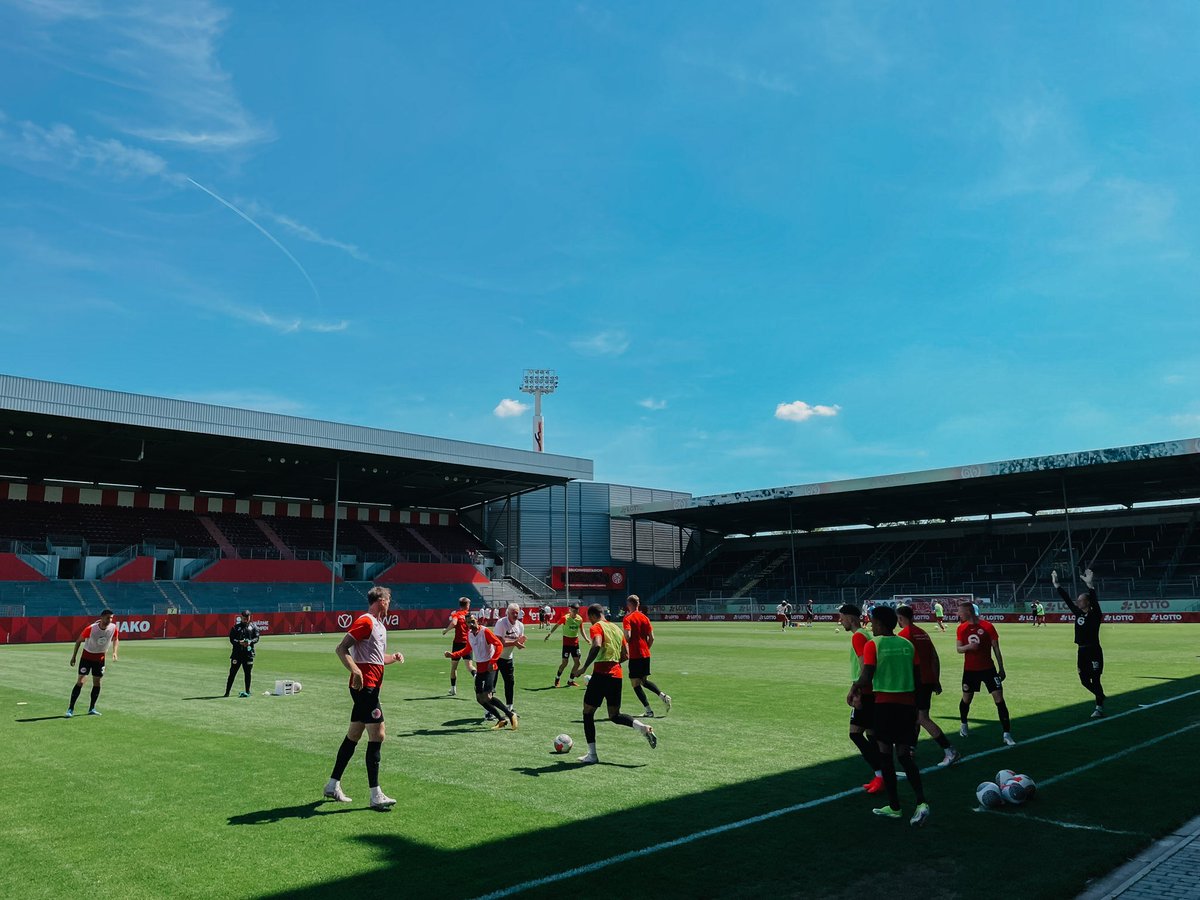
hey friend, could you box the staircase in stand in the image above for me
[405,527,447,563]
[253,519,295,560]
[67,580,91,615]
[197,515,238,559]
[361,523,401,558]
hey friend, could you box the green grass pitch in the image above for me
[2,622,1198,899]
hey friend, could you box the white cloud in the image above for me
[570,329,630,356]
[1164,374,1185,385]
[10,0,270,151]
[1170,413,1200,429]
[775,400,841,422]
[210,301,348,335]
[0,114,170,179]
[493,398,529,418]
[638,398,668,411]
[243,202,370,262]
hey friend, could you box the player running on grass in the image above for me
[442,597,476,696]
[446,614,519,730]
[1052,568,1106,718]
[571,603,656,764]
[839,604,884,795]
[932,600,946,632]
[67,608,118,717]
[325,586,405,810]
[848,605,931,826]
[956,600,1015,746]
[546,600,584,687]
[623,595,672,717]
[895,605,959,767]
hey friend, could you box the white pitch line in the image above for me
[473,688,1200,900]
[973,810,1141,836]
[1040,720,1200,787]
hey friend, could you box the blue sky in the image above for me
[2,2,1198,497]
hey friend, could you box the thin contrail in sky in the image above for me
[185,177,322,305]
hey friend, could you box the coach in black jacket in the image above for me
[225,610,260,698]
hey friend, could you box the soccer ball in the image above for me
[293,681,302,693]
[996,769,1016,786]
[1011,774,1037,798]
[1001,780,1029,805]
[553,734,573,754]
[976,782,1004,809]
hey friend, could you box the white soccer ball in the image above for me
[1001,780,1029,805]
[554,733,573,754]
[293,681,302,693]
[996,769,1016,786]
[1011,774,1037,799]
[976,782,1004,809]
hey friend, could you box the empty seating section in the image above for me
[0,499,215,551]
[205,513,276,555]
[677,513,1200,604]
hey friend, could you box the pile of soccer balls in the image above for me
[976,769,1037,808]
[553,734,574,754]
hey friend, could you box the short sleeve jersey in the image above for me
[449,610,470,643]
[493,616,525,660]
[347,613,387,689]
[957,619,999,672]
[850,629,874,697]
[80,622,118,661]
[933,602,944,618]
[624,610,653,659]
[898,623,937,684]
[591,620,626,678]
[561,613,584,643]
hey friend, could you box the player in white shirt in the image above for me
[491,603,526,714]
[776,601,792,631]
[67,609,119,717]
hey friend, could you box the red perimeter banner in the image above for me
[0,606,573,645]
[648,612,1200,624]
[549,566,626,591]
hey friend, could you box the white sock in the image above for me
[587,742,597,755]
[633,719,648,734]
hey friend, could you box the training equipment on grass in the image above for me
[272,679,303,696]
[554,734,573,753]
[1011,774,1037,798]
[996,768,1016,786]
[976,782,1004,809]
[1001,779,1029,805]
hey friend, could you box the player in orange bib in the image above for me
[956,600,1015,747]
[67,609,119,717]
[325,587,405,810]
[442,597,476,696]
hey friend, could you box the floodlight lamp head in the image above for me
[520,368,559,395]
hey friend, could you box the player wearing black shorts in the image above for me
[956,601,1015,747]
[839,604,884,794]
[849,605,930,826]
[224,610,259,698]
[571,604,656,764]
[896,606,959,767]
[1053,568,1106,718]
[446,614,518,729]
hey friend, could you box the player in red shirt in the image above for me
[623,595,672,717]
[445,613,518,729]
[67,608,119,717]
[839,604,884,794]
[955,600,1015,746]
[325,587,405,810]
[896,605,959,767]
[441,597,477,696]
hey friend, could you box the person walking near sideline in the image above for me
[1053,568,1106,718]
[225,610,259,698]
[623,595,672,717]
[324,587,405,811]
[67,609,118,717]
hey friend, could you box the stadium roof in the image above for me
[0,374,592,509]
[616,438,1200,534]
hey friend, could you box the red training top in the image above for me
[623,610,653,659]
[898,623,938,684]
[956,620,999,672]
[851,630,874,697]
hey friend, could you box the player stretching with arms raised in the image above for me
[839,604,884,794]
[325,586,405,810]
[546,600,584,687]
[1053,568,1106,718]
[956,601,1015,746]
[446,614,518,730]
[442,597,476,696]
[849,606,931,826]
[67,609,118,717]
[896,605,959,767]
[623,595,672,717]
[571,604,656,764]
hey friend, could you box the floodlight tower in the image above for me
[520,368,559,452]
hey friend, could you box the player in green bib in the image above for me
[848,605,930,826]
[545,601,585,687]
[932,600,946,632]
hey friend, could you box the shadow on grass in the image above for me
[228,801,374,825]
[182,695,227,701]
[258,674,1200,900]
[15,715,71,723]
[402,696,458,702]
[396,727,484,737]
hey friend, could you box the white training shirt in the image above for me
[350,613,387,668]
[492,615,525,660]
[81,621,118,657]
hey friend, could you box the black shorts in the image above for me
[229,653,254,666]
[628,657,651,679]
[451,640,472,659]
[873,703,919,746]
[561,642,581,660]
[474,669,498,695]
[583,672,623,708]
[77,659,105,678]
[914,685,935,712]
[1077,644,1104,676]
[962,667,1003,694]
[349,686,384,724]
[849,693,875,730]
